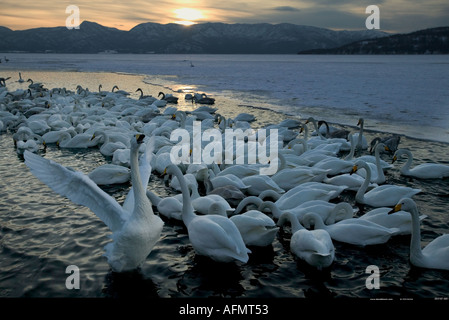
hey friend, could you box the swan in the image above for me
[165,164,251,263]
[206,184,246,208]
[272,183,347,212]
[351,160,421,207]
[277,212,335,270]
[208,173,250,191]
[233,113,256,122]
[88,164,131,185]
[271,153,330,191]
[57,131,101,149]
[302,212,398,246]
[370,135,401,153]
[92,130,128,157]
[234,196,264,215]
[318,120,349,139]
[241,175,285,196]
[359,207,427,236]
[23,134,164,272]
[230,210,279,247]
[193,93,216,105]
[18,72,25,83]
[354,118,369,151]
[111,85,130,96]
[158,92,178,104]
[389,198,449,270]
[304,117,350,151]
[259,199,354,223]
[392,149,449,179]
[346,135,393,171]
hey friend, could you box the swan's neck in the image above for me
[261,201,282,218]
[374,145,385,182]
[279,212,303,233]
[409,205,425,262]
[401,150,413,174]
[172,166,195,226]
[130,142,150,216]
[305,213,326,230]
[310,119,325,140]
[345,135,355,160]
[235,196,262,214]
[357,121,364,149]
[355,163,371,203]
[189,183,200,200]
[278,152,286,171]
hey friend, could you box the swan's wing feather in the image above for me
[24,151,127,232]
[190,216,244,253]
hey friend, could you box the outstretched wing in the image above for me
[24,150,127,232]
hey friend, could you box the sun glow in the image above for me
[174,8,203,26]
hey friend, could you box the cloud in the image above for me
[0,0,448,32]
[272,6,301,12]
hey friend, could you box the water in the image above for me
[0,54,449,302]
[2,53,449,142]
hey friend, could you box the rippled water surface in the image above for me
[0,61,449,300]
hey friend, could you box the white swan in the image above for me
[88,164,131,185]
[389,198,449,270]
[277,212,335,270]
[359,207,427,236]
[351,160,421,207]
[92,130,128,157]
[230,210,279,247]
[302,212,398,246]
[271,153,329,191]
[393,149,449,179]
[166,164,251,263]
[259,199,354,223]
[350,142,390,185]
[241,175,285,196]
[23,134,164,272]
[274,182,347,211]
[354,118,368,151]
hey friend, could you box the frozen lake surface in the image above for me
[2,53,448,143]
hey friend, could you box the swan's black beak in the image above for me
[392,155,397,164]
[136,134,145,144]
[350,165,357,175]
[388,204,401,215]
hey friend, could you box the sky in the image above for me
[1,0,448,33]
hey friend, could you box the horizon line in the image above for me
[0,20,414,34]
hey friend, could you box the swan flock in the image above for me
[1,76,448,276]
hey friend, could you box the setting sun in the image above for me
[174,8,204,26]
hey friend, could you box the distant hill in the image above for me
[0,21,388,54]
[298,26,449,54]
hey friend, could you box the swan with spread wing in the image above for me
[24,134,164,272]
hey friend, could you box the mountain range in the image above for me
[298,26,449,54]
[0,21,389,54]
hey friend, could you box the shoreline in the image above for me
[1,67,448,146]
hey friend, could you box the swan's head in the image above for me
[131,134,145,147]
[388,198,416,215]
[350,160,368,175]
[357,118,364,126]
